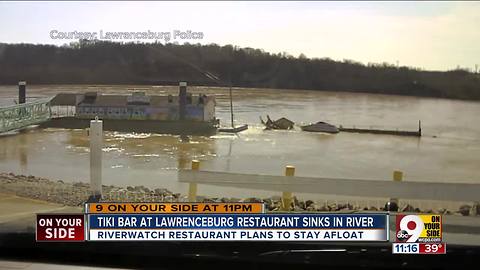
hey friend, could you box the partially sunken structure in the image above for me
[43,82,218,135]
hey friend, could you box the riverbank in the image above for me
[1,172,478,216]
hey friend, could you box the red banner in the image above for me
[36,214,85,241]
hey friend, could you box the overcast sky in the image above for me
[0,1,479,71]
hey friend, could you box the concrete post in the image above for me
[281,165,295,211]
[188,160,199,202]
[90,118,103,199]
[18,81,26,104]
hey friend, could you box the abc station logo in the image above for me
[396,230,411,242]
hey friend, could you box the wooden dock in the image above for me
[338,121,422,137]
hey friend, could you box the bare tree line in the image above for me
[0,40,479,100]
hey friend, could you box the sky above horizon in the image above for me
[0,1,479,71]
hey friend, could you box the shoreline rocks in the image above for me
[0,172,477,216]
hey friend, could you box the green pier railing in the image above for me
[0,98,52,133]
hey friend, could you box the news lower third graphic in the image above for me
[35,203,390,242]
[87,213,388,241]
[392,214,446,254]
[34,203,449,253]
[86,202,264,214]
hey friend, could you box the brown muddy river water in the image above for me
[1,85,479,205]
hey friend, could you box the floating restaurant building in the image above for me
[43,82,218,135]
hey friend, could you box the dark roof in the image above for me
[90,95,128,107]
[49,93,78,106]
[275,117,295,125]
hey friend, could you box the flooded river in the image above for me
[1,85,480,201]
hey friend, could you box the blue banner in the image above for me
[88,213,388,229]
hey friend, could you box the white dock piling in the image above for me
[90,118,103,198]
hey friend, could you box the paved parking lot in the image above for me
[0,193,81,233]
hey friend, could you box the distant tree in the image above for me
[0,41,478,100]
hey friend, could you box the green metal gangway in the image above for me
[0,98,52,133]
